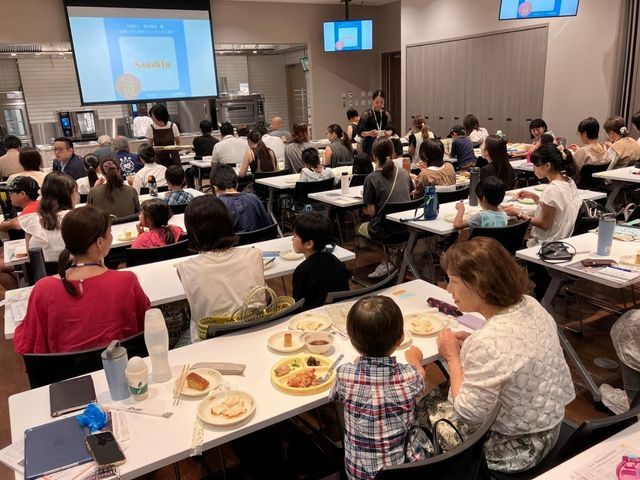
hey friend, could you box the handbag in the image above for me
[403,417,465,462]
[197,286,295,340]
[537,241,576,263]
[367,166,399,239]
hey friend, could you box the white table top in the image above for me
[510,159,535,172]
[255,165,352,190]
[3,236,355,339]
[533,422,640,479]
[188,158,214,169]
[308,186,364,208]
[516,232,640,288]
[593,166,640,183]
[8,279,465,479]
[386,187,606,236]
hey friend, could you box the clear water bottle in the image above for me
[148,175,158,197]
[101,340,130,401]
[469,167,480,207]
[144,309,172,383]
[341,172,349,194]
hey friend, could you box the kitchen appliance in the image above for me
[0,91,34,147]
[56,110,98,142]
[215,93,265,128]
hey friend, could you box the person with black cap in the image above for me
[449,124,477,170]
[0,176,40,232]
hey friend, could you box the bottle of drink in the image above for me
[144,308,171,383]
[341,172,349,194]
[469,167,480,207]
[423,185,439,220]
[597,213,616,256]
[101,340,130,401]
[148,175,158,197]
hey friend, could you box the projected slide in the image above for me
[67,7,217,104]
[323,20,373,52]
[499,0,579,19]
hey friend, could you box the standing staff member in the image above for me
[357,90,394,155]
[146,104,180,167]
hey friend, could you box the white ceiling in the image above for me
[231,0,396,5]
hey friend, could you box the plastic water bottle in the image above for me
[468,167,480,207]
[148,175,158,197]
[423,186,439,220]
[341,172,349,194]
[597,214,616,256]
[101,340,130,401]
[144,309,171,383]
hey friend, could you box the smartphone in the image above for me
[581,258,616,267]
[86,432,126,467]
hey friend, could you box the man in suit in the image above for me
[52,137,86,180]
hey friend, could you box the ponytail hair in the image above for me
[531,143,577,178]
[99,157,124,201]
[372,137,395,179]
[140,199,176,245]
[83,154,100,188]
[603,116,630,137]
[413,115,430,139]
[58,206,111,297]
[327,124,352,152]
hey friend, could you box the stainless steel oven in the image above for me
[0,91,33,146]
[215,94,265,128]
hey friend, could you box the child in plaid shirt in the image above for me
[330,296,426,480]
[164,165,194,206]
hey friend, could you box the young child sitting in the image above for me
[330,295,426,480]
[453,176,508,230]
[132,198,184,248]
[291,213,349,309]
[164,165,194,206]
[299,148,335,182]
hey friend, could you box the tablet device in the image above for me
[49,375,97,417]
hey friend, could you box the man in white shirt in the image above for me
[211,122,248,165]
[258,123,285,163]
[132,107,154,138]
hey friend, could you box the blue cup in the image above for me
[597,215,616,256]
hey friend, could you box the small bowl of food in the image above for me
[303,331,334,354]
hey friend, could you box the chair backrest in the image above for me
[111,213,140,225]
[25,248,58,285]
[139,185,169,195]
[79,193,88,204]
[206,299,305,339]
[8,228,25,241]
[23,331,147,389]
[374,402,501,480]
[469,219,531,255]
[292,178,336,207]
[125,238,191,267]
[572,203,600,237]
[350,174,369,187]
[577,163,608,190]
[325,272,398,303]
[375,197,425,243]
[237,223,279,246]
[437,186,469,204]
[253,168,292,200]
[169,202,188,215]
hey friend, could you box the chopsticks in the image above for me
[173,364,190,407]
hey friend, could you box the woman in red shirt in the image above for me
[14,206,150,354]
[131,199,183,248]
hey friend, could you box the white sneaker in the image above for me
[368,262,395,279]
[599,383,630,414]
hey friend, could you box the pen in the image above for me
[609,265,632,272]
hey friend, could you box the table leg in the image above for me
[605,183,623,213]
[397,229,419,284]
[266,188,283,237]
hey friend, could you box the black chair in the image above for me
[350,174,369,187]
[237,223,279,246]
[436,186,469,204]
[491,394,640,480]
[325,272,398,303]
[23,332,148,388]
[24,248,58,285]
[8,228,25,240]
[577,163,609,190]
[139,185,169,195]
[205,299,305,339]
[125,239,191,267]
[168,202,188,215]
[469,219,531,255]
[111,213,140,225]
[281,178,336,230]
[253,169,292,202]
[572,203,600,237]
[374,402,502,480]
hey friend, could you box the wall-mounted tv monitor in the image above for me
[323,20,373,52]
[499,0,579,20]
[63,0,218,105]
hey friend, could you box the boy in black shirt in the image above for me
[291,213,350,310]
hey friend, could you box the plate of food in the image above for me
[268,331,304,353]
[177,368,222,397]
[404,311,446,336]
[198,390,255,426]
[116,230,138,242]
[289,312,332,332]
[533,185,547,192]
[517,198,536,205]
[271,354,335,394]
[279,250,305,261]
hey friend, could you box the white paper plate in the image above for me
[404,312,446,336]
[268,331,304,353]
[178,368,222,397]
[533,185,546,192]
[289,312,332,332]
[198,390,255,426]
[518,198,536,205]
[279,250,304,261]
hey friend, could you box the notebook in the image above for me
[24,416,93,480]
[49,375,97,418]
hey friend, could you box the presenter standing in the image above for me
[356,90,394,155]
[133,106,153,138]
[146,104,181,167]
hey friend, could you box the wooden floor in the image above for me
[0,232,626,480]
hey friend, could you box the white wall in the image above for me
[401,0,624,142]
[215,55,249,94]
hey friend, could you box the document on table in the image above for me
[570,443,640,480]
[5,286,33,324]
[567,261,640,284]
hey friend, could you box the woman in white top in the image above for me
[407,115,434,166]
[299,147,334,183]
[76,154,105,195]
[463,114,489,147]
[130,144,167,193]
[421,237,575,473]
[603,116,640,170]
[6,149,46,187]
[503,144,580,246]
[19,171,78,262]
[176,196,265,343]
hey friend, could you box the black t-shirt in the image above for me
[292,251,349,310]
[479,162,515,189]
[193,134,219,158]
[357,109,393,154]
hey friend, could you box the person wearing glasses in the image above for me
[52,137,86,180]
